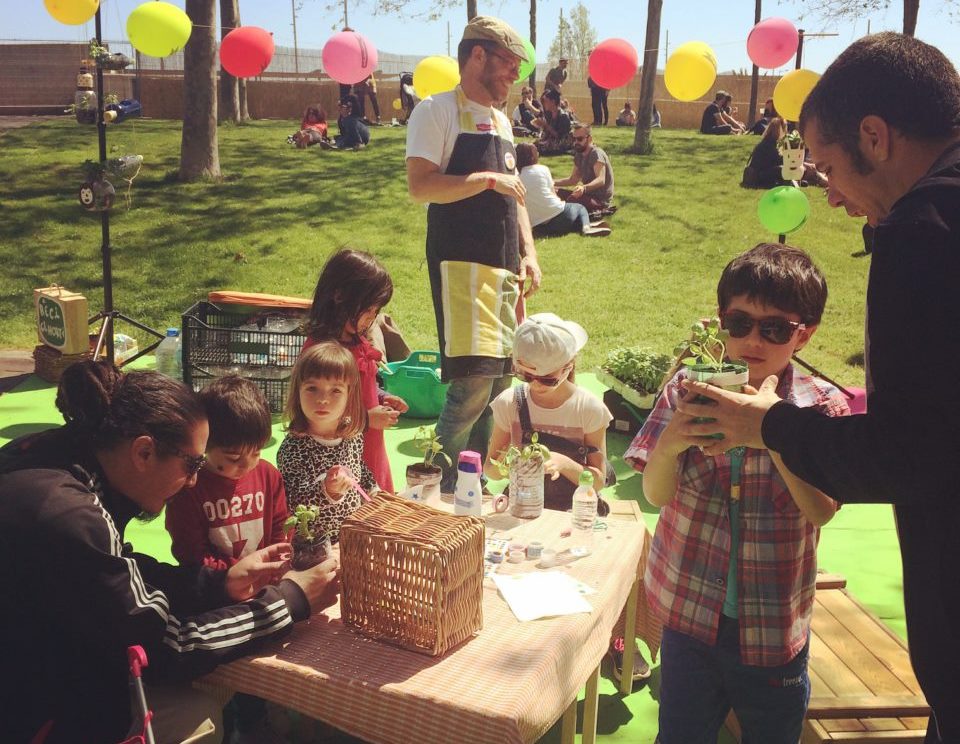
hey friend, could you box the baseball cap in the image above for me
[512,313,588,376]
[461,16,528,61]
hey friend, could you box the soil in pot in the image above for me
[406,462,442,502]
[291,534,333,570]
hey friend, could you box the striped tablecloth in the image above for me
[200,508,645,744]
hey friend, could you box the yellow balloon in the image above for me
[44,0,99,25]
[674,40,718,71]
[413,56,460,100]
[665,47,717,102]
[127,1,192,58]
[773,68,821,122]
[392,98,403,111]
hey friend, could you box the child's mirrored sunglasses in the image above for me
[720,310,804,345]
[513,366,568,387]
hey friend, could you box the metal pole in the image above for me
[291,0,299,75]
[665,29,669,59]
[795,28,805,69]
[344,0,348,28]
[447,21,450,57]
[94,7,114,363]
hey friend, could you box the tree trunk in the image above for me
[633,0,662,154]
[179,0,221,181]
[239,77,250,121]
[529,0,537,91]
[467,0,477,20]
[219,0,240,124]
[903,0,919,36]
[747,0,761,128]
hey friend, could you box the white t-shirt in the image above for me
[490,384,613,448]
[405,88,514,176]
[519,164,565,227]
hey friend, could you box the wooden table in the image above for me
[199,506,646,744]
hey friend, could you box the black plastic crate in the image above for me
[181,301,307,413]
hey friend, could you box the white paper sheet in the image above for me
[492,571,594,622]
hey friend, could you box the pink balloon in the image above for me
[322,31,378,86]
[588,38,639,90]
[220,26,274,78]
[747,17,799,69]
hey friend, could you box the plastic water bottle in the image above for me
[570,470,598,557]
[453,451,483,517]
[155,328,181,379]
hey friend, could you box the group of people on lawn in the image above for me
[2,15,959,744]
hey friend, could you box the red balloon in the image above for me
[220,26,275,78]
[588,39,639,90]
[747,18,799,69]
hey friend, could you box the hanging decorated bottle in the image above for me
[74,67,97,125]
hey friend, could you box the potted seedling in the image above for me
[491,434,551,519]
[89,38,132,71]
[405,426,451,502]
[598,346,673,409]
[778,130,806,181]
[78,159,115,212]
[674,319,749,438]
[284,504,332,570]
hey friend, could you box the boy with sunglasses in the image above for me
[624,243,850,743]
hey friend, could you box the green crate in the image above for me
[380,350,449,419]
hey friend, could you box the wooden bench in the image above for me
[726,578,930,743]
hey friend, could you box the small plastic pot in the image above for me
[687,362,749,440]
[406,463,442,502]
[291,534,332,571]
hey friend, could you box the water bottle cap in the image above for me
[165,328,179,337]
[578,470,594,486]
[458,450,482,471]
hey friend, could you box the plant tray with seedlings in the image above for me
[598,347,673,410]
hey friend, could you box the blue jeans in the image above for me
[436,373,512,492]
[658,618,810,744]
[537,203,591,237]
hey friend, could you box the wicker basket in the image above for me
[339,492,485,656]
[33,344,94,383]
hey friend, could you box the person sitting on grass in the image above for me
[700,90,743,135]
[165,376,290,743]
[616,101,637,127]
[515,143,610,237]
[742,118,828,189]
[512,85,542,135]
[533,88,574,155]
[624,243,850,742]
[554,124,616,217]
[290,105,329,149]
[321,95,371,151]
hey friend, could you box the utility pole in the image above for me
[748,0,761,128]
[447,21,451,56]
[291,0,299,74]
[795,28,804,69]
[665,29,669,59]
[867,19,871,34]
[344,0,349,28]
[559,8,565,58]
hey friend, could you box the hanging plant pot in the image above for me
[780,148,805,181]
[78,178,115,211]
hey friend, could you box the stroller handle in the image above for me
[127,645,149,679]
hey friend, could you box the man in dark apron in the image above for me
[406,16,542,495]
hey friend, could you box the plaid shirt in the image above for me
[624,364,850,666]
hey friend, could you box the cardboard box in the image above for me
[34,286,89,355]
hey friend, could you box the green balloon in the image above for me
[757,186,810,234]
[517,38,536,82]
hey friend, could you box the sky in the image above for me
[9,0,960,75]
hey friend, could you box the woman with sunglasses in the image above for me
[624,243,850,743]
[0,361,339,744]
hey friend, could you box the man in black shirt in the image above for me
[676,34,960,743]
[701,90,739,134]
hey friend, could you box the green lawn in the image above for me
[1,120,869,387]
